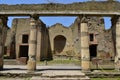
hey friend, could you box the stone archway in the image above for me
[54,35,66,54]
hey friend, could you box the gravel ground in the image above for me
[0,77,31,80]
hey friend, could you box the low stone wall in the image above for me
[86,72,120,78]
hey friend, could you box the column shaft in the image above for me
[80,17,90,71]
[27,15,39,71]
[115,17,120,70]
[0,16,8,70]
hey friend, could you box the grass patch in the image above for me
[37,59,80,66]
[91,78,120,80]
[0,1,120,12]
[0,77,31,80]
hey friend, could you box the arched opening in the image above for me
[54,35,66,54]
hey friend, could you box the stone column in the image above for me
[27,15,39,71]
[80,16,90,71]
[0,16,8,70]
[114,16,120,70]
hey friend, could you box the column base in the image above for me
[115,65,120,71]
[0,66,3,71]
[81,60,90,72]
[27,60,36,72]
[0,58,3,70]
[81,69,91,73]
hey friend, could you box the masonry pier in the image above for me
[80,16,90,71]
[27,15,39,71]
[0,16,8,70]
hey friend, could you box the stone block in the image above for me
[27,60,36,71]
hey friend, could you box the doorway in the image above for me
[89,45,97,59]
[19,45,28,64]
[19,45,28,57]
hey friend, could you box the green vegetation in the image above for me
[0,1,119,12]
[96,69,116,72]
[91,78,120,80]
[0,77,31,80]
[37,59,80,65]
[4,55,10,59]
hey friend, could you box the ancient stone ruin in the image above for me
[0,1,120,72]
[4,17,114,61]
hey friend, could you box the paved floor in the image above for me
[0,77,30,80]
[0,65,81,74]
[0,65,83,80]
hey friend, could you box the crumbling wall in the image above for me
[48,23,73,57]
[14,18,30,60]
[0,1,119,12]
[37,20,49,61]
[70,18,81,56]
[71,17,114,59]
[4,17,115,61]
[5,18,49,61]
[4,28,15,58]
[87,17,114,59]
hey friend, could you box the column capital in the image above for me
[78,15,88,23]
[0,16,8,19]
[30,14,39,20]
[30,14,39,29]
[81,16,88,23]
[0,16,8,26]
[111,15,120,25]
[117,17,120,24]
[77,17,81,23]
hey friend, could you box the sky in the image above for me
[0,0,119,29]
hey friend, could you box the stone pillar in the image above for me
[27,15,39,72]
[114,16,120,70]
[0,16,8,70]
[80,16,90,71]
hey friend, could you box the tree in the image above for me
[107,0,116,2]
[45,0,57,3]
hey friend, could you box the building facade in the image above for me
[4,17,114,64]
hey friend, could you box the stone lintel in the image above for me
[0,11,119,16]
[0,1,120,14]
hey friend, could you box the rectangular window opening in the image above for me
[22,34,28,43]
[90,34,94,41]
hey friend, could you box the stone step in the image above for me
[41,71,86,78]
[4,59,17,65]
[31,76,90,80]
[4,59,27,65]
[31,70,90,80]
